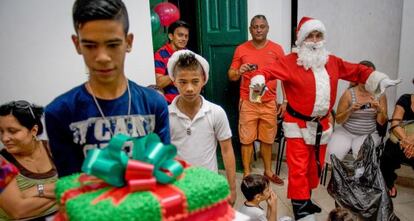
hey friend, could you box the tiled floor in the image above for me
[229,159,414,221]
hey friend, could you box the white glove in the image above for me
[249,75,267,103]
[379,78,401,94]
[249,75,266,90]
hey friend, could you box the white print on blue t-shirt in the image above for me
[69,114,155,155]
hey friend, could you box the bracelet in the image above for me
[389,124,400,132]
[37,184,45,197]
[283,99,288,103]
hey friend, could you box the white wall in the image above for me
[247,0,291,53]
[298,0,404,113]
[397,0,414,98]
[0,0,155,106]
[247,0,291,103]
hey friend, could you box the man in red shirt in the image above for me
[228,15,285,185]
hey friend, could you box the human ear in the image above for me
[168,33,173,41]
[126,33,134,53]
[71,35,81,54]
[31,125,39,137]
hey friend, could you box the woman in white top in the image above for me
[327,61,388,161]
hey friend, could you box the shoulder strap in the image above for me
[350,87,357,104]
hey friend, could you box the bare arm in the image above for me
[22,182,56,199]
[0,178,55,219]
[156,73,173,89]
[219,138,237,205]
[228,64,253,82]
[374,94,388,125]
[266,190,277,221]
[227,68,240,81]
[335,90,356,124]
[277,82,288,117]
[390,105,414,156]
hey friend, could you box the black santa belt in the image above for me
[286,104,328,177]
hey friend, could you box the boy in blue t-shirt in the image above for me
[45,0,170,177]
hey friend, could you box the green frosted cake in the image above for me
[55,167,234,221]
[54,134,234,221]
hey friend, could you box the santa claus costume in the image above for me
[250,17,396,221]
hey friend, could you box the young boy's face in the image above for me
[173,68,205,103]
[168,27,189,51]
[72,20,133,85]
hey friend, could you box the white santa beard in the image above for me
[297,41,329,70]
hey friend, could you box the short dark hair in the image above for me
[241,174,269,201]
[359,60,376,71]
[172,53,203,78]
[250,14,268,27]
[328,208,354,221]
[0,101,44,135]
[72,0,129,34]
[168,20,190,35]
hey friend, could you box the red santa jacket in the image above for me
[253,53,387,145]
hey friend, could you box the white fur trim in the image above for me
[295,19,326,46]
[282,122,302,138]
[167,49,210,84]
[297,214,316,221]
[311,67,330,117]
[365,71,388,97]
[250,75,265,86]
[283,122,333,145]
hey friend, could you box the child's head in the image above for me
[71,0,133,83]
[327,208,354,221]
[241,174,270,202]
[72,0,129,35]
[168,20,190,50]
[349,60,376,88]
[359,60,376,70]
[167,50,209,102]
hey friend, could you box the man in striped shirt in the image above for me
[154,20,190,104]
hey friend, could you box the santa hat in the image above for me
[167,49,209,84]
[295,17,326,46]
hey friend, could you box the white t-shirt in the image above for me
[238,203,267,221]
[169,96,232,172]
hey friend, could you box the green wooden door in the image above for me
[196,0,248,171]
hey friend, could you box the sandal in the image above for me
[263,173,284,185]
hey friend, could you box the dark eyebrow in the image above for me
[106,39,123,44]
[80,39,97,44]
[80,38,123,44]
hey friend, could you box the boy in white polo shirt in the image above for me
[167,50,237,205]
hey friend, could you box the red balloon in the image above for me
[154,2,180,27]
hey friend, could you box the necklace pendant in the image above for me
[186,128,191,135]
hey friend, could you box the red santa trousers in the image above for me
[286,137,327,199]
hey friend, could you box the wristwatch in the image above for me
[37,184,45,197]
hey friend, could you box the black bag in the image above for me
[327,135,399,221]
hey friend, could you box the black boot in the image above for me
[308,200,321,213]
[308,191,321,213]
[292,200,312,220]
